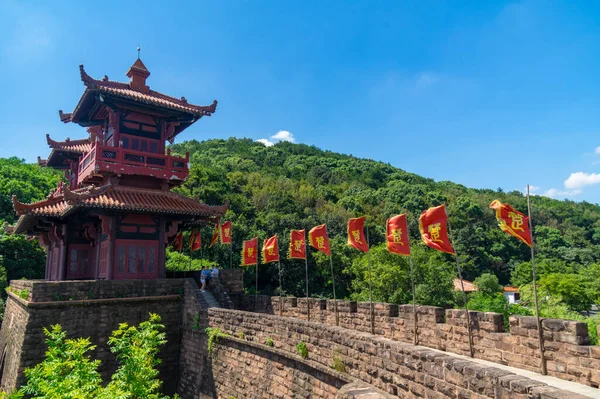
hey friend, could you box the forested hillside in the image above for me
[3,138,600,319]
[168,138,600,312]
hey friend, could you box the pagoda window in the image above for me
[67,245,92,279]
[119,134,160,154]
[117,245,126,273]
[128,245,137,273]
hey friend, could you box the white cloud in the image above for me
[564,172,600,189]
[525,185,540,194]
[541,188,582,198]
[271,130,295,143]
[256,130,296,147]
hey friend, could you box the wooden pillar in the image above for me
[58,224,68,281]
[158,216,166,278]
[106,216,116,280]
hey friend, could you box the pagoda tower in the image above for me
[11,58,227,281]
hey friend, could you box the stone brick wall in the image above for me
[207,308,587,399]
[9,278,184,302]
[267,296,600,389]
[0,279,184,395]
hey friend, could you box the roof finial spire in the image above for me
[137,45,141,59]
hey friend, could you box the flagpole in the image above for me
[366,225,374,335]
[446,217,474,358]
[255,260,259,312]
[305,249,310,322]
[278,259,283,316]
[403,223,418,345]
[527,184,547,375]
[329,255,339,326]
[229,243,233,269]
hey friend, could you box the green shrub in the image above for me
[206,327,230,358]
[18,289,28,300]
[296,341,308,359]
[192,314,201,331]
[236,331,245,340]
[265,337,274,347]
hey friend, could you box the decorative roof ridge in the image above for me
[12,192,64,216]
[46,133,90,151]
[79,64,217,115]
[64,184,113,205]
[3,222,15,235]
[37,157,47,167]
[58,110,73,123]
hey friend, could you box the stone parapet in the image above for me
[254,296,600,389]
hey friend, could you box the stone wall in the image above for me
[207,308,587,399]
[266,296,600,389]
[9,278,184,302]
[0,279,184,394]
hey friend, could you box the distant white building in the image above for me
[503,286,520,304]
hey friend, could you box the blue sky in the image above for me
[1,1,600,202]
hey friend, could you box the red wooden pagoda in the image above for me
[12,58,227,281]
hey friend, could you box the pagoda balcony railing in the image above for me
[77,143,189,185]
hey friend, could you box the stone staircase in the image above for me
[198,289,221,308]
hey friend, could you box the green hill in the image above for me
[3,138,600,310]
[169,138,600,305]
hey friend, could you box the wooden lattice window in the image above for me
[114,240,158,280]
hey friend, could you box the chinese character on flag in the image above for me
[173,232,183,251]
[419,205,454,254]
[262,235,279,263]
[347,216,369,252]
[386,214,410,256]
[289,230,306,259]
[490,200,532,247]
[241,237,258,266]
[191,229,201,251]
[220,221,232,245]
[209,224,219,248]
[309,224,331,256]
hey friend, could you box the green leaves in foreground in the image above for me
[20,313,179,399]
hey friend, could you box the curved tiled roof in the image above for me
[46,134,92,154]
[13,185,228,218]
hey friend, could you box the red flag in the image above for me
[490,200,532,247]
[347,216,369,252]
[308,224,331,256]
[209,224,219,248]
[289,230,306,259]
[242,237,258,266]
[419,205,454,254]
[173,232,183,251]
[220,221,232,245]
[387,214,410,256]
[192,229,201,251]
[262,235,279,263]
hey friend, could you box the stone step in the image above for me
[199,290,222,308]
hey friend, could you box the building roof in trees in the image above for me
[453,278,477,292]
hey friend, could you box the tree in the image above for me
[539,273,593,313]
[20,314,178,399]
[473,273,502,296]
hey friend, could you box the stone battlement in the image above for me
[265,296,600,388]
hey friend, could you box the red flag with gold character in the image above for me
[419,205,454,254]
[387,214,410,256]
[209,225,219,248]
[289,230,306,259]
[309,224,331,256]
[262,235,279,263]
[173,232,183,251]
[191,229,201,251]
[347,216,369,252]
[241,237,258,266]
[490,200,532,247]
[220,221,232,245]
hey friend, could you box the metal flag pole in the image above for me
[329,254,339,326]
[255,260,259,312]
[278,258,283,316]
[402,221,418,345]
[366,225,374,335]
[446,217,474,358]
[527,184,547,375]
[305,240,310,322]
[229,242,233,269]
